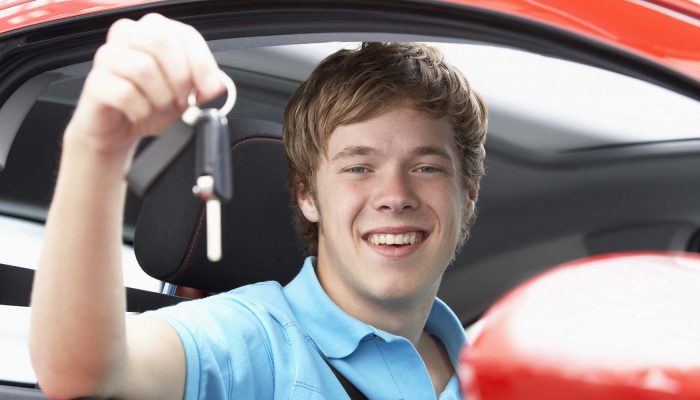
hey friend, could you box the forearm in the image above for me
[28,14,223,398]
[29,128,134,398]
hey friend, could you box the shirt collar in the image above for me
[284,257,467,361]
[284,257,375,359]
[425,297,468,365]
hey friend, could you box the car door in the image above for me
[0,1,698,398]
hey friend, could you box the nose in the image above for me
[371,168,420,212]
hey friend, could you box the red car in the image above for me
[0,1,698,399]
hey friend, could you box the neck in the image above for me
[315,258,441,345]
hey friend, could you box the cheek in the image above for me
[319,181,367,229]
[448,198,464,237]
[339,185,368,220]
[427,184,465,235]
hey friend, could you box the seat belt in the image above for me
[324,359,369,400]
[0,263,188,312]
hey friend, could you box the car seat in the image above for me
[133,118,306,294]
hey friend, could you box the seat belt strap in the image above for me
[126,119,194,197]
[324,359,369,400]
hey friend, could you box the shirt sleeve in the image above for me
[145,294,276,400]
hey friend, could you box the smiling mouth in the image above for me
[364,232,426,246]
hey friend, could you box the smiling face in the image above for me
[298,103,476,310]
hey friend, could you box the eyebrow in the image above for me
[330,146,378,161]
[410,145,453,162]
[330,145,453,162]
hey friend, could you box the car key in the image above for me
[192,110,232,262]
[183,71,237,262]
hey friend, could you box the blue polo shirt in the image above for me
[150,257,466,399]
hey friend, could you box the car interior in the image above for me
[0,3,699,396]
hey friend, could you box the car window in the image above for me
[0,214,160,292]
[217,42,700,152]
[0,304,34,385]
[1,38,699,323]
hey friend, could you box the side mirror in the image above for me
[459,252,700,400]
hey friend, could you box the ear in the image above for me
[467,179,480,211]
[297,188,319,222]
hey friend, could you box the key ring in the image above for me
[181,70,237,125]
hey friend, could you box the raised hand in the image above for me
[66,13,225,159]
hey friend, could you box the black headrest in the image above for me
[133,118,306,292]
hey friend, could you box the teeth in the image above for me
[368,232,422,245]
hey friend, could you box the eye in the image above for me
[345,166,370,174]
[415,165,443,174]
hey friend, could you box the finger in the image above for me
[108,15,193,108]
[139,14,196,105]
[84,67,153,125]
[138,106,182,137]
[94,43,175,111]
[174,22,224,102]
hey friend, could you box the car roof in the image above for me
[1,0,699,83]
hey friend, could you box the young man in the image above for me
[29,13,487,400]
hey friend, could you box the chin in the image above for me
[363,276,430,306]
